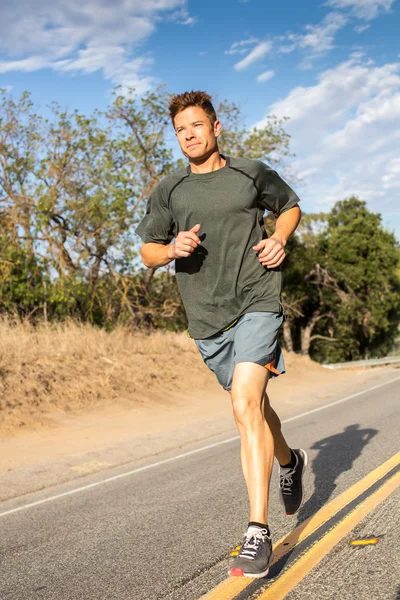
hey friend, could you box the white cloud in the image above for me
[325,0,395,20]
[178,15,197,25]
[234,41,272,71]
[55,50,154,94]
[225,38,259,56]
[174,8,197,25]
[0,56,50,73]
[279,12,348,68]
[227,0,394,74]
[256,56,400,221]
[354,23,371,31]
[298,12,347,54]
[297,12,348,53]
[257,70,275,83]
[382,157,400,188]
[0,0,192,91]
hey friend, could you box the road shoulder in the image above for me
[0,364,397,502]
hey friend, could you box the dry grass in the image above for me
[0,319,213,432]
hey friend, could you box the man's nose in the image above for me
[185,128,195,139]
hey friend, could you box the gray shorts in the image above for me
[194,312,285,391]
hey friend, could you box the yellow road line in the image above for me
[349,538,379,546]
[257,470,400,599]
[200,451,400,600]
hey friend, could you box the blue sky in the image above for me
[1,0,399,238]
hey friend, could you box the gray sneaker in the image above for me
[229,527,272,578]
[279,448,308,515]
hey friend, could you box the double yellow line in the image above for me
[200,451,400,600]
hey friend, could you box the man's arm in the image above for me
[140,242,175,268]
[140,223,202,268]
[271,204,301,247]
[253,205,301,269]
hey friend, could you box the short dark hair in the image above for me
[169,91,217,127]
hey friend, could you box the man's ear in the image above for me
[214,119,222,138]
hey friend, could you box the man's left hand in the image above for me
[252,236,286,268]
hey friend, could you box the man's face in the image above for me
[174,106,221,160]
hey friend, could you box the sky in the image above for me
[0,0,399,239]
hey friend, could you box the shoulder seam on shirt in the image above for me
[167,173,191,208]
[228,165,261,197]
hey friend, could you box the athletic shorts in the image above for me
[194,312,285,391]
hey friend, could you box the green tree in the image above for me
[0,87,181,325]
[318,197,400,361]
[282,199,400,361]
[0,214,46,318]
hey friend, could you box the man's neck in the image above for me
[189,150,226,174]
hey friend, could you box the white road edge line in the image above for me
[1,374,399,519]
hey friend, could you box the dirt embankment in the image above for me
[0,320,218,433]
[0,318,370,437]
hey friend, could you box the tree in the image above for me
[0,87,182,325]
[282,199,400,361]
[0,212,46,318]
[318,197,400,360]
[217,100,293,166]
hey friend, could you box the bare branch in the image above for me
[309,335,338,342]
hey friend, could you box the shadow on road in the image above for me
[297,423,378,523]
[268,423,378,579]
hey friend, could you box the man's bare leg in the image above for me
[230,362,274,524]
[261,392,292,467]
[261,392,309,517]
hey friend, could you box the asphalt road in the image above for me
[1,369,399,600]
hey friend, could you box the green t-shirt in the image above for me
[136,156,300,339]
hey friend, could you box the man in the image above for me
[136,91,308,579]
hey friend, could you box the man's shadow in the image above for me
[268,423,378,578]
[175,233,208,274]
[297,423,378,523]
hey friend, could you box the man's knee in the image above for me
[230,362,270,425]
[231,388,263,426]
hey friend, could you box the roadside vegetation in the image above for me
[0,87,399,364]
[0,319,206,431]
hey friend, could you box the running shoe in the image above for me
[279,448,308,515]
[229,526,272,578]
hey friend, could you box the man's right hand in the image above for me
[168,224,201,259]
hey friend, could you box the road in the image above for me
[1,369,399,600]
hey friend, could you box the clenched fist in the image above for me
[168,224,201,259]
[253,236,286,268]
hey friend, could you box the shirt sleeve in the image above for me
[256,162,300,217]
[135,183,175,244]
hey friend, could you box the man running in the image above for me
[136,91,308,578]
